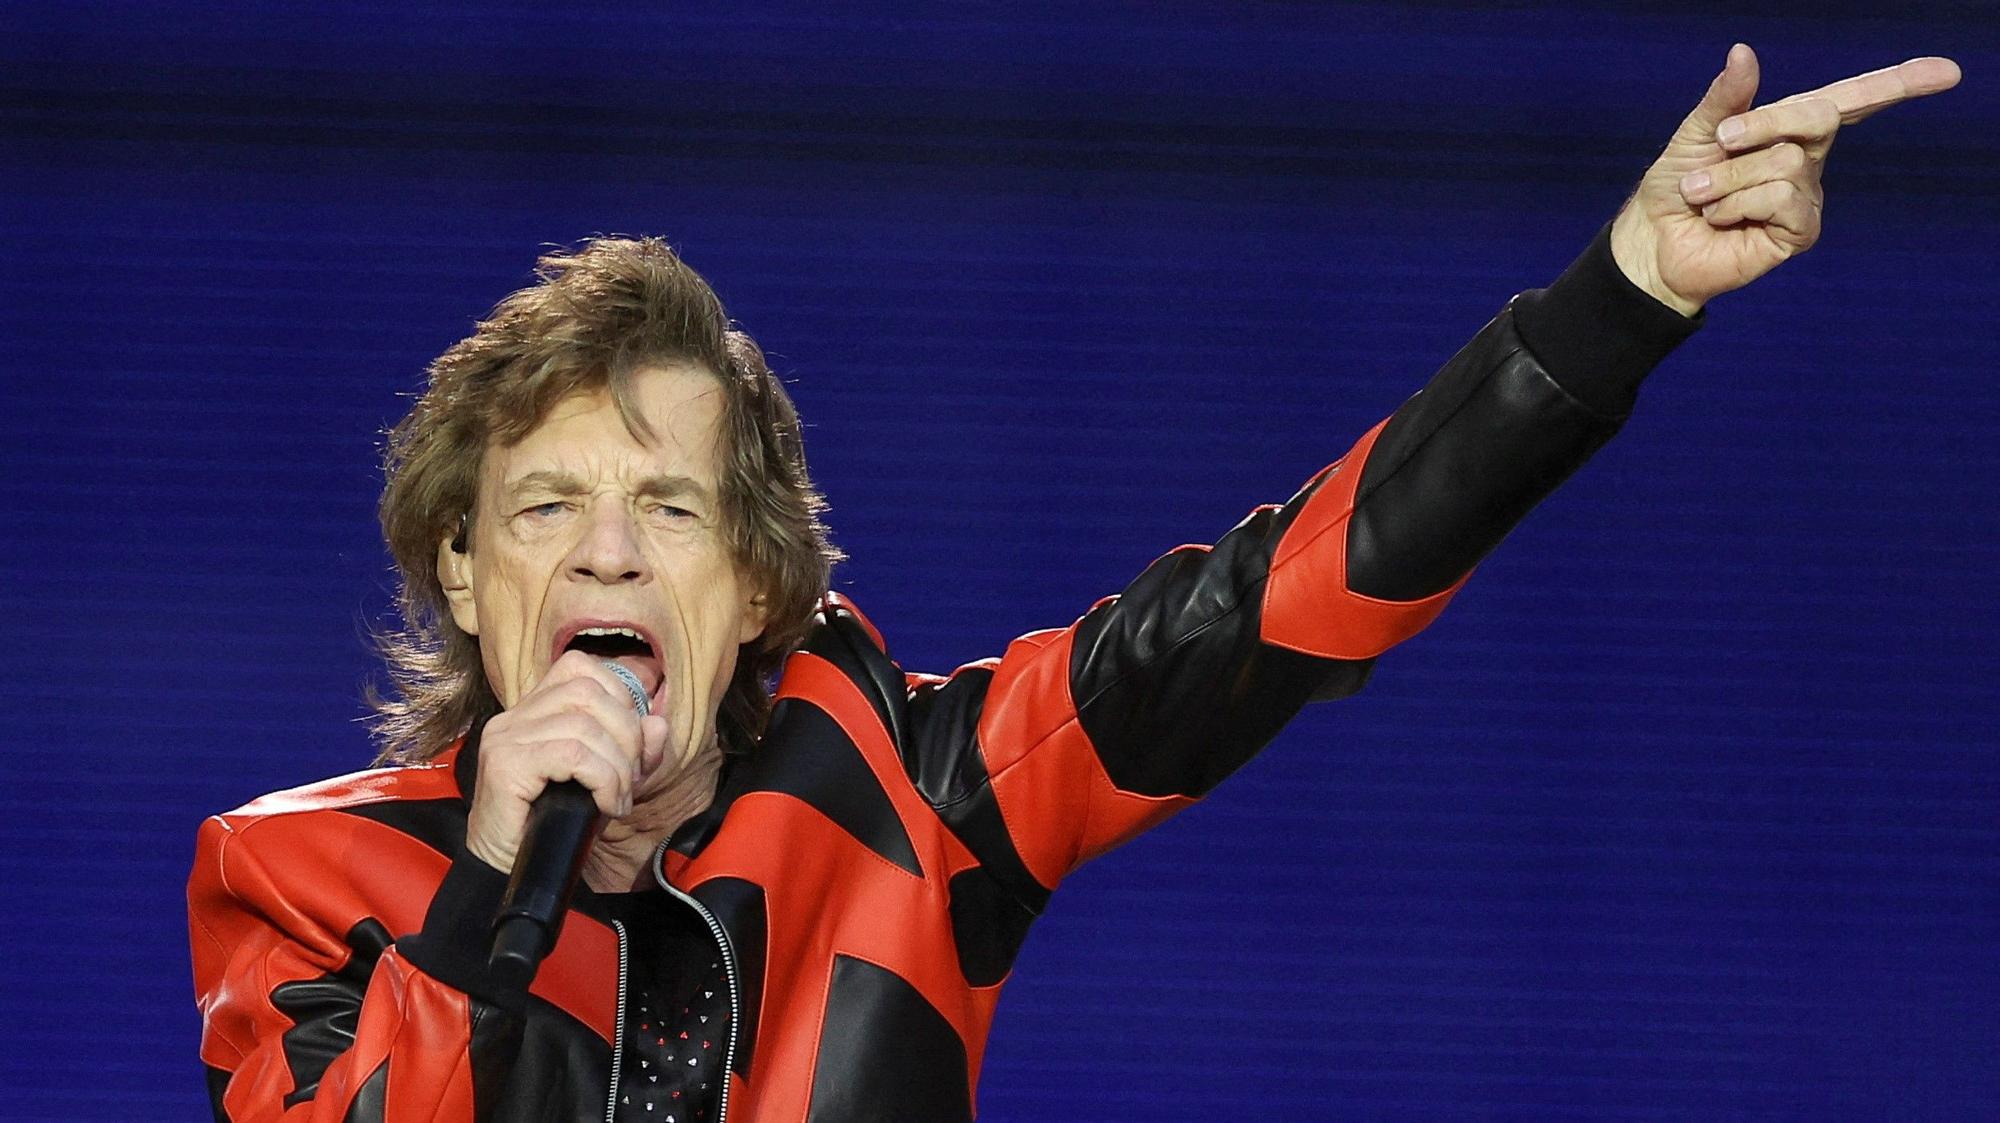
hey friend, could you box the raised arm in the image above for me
[896,43,1961,900]
[896,226,1692,896]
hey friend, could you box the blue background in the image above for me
[4,3,1996,1118]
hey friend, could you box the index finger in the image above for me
[539,649,641,710]
[1776,57,1962,124]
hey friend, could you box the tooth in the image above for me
[573,626,645,644]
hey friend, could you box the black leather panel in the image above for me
[1348,311,1621,601]
[801,605,911,757]
[934,773,1057,911]
[340,1058,387,1122]
[947,866,1037,987]
[737,698,923,877]
[272,917,392,1108]
[1068,494,1370,800]
[205,1063,230,1120]
[466,1001,526,1119]
[805,955,971,1123]
[900,666,990,809]
[338,798,467,861]
[687,877,767,1079]
[904,667,1054,910]
[497,998,610,1119]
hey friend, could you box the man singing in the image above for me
[188,46,1958,1120]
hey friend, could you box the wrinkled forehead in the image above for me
[480,363,731,501]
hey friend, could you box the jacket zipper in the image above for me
[603,918,629,1123]
[652,841,740,1123]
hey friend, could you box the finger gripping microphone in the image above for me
[488,662,650,991]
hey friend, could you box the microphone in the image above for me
[488,661,650,990]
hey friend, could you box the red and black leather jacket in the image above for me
[189,223,1698,1121]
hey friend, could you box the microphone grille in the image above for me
[600,661,651,717]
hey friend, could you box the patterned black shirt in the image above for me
[596,889,731,1123]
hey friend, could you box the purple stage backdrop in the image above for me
[4,3,1996,1118]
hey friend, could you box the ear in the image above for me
[737,588,771,646]
[437,530,481,637]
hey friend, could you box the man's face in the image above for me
[438,363,766,777]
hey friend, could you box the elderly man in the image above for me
[189,46,1957,1121]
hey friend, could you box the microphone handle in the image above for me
[489,780,599,991]
[487,662,649,990]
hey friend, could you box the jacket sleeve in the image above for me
[189,814,526,1121]
[902,220,1702,897]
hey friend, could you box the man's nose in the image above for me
[566,502,650,584]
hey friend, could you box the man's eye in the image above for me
[651,503,697,522]
[522,502,569,519]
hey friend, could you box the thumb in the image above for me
[640,712,671,774]
[1681,43,1760,142]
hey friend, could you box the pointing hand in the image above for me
[1608,44,1961,316]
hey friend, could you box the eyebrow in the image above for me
[502,470,714,505]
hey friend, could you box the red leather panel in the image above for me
[1261,420,1468,660]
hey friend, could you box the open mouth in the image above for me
[554,622,665,701]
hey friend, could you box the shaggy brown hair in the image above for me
[369,236,840,763]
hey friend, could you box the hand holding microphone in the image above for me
[469,651,666,987]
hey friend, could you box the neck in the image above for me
[579,743,724,894]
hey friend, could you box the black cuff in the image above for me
[1510,219,1704,418]
[396,844,526,1013]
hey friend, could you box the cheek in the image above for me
[471,554,560,687]
[472,561,532,636]
[699,622,747,713]
[661,547,749,661]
